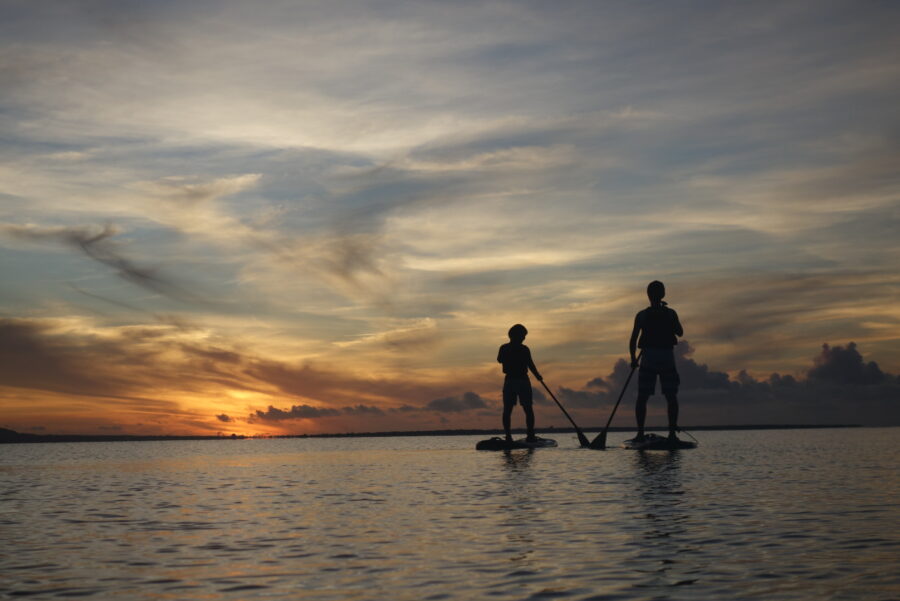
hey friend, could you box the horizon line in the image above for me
[0,423,872,444]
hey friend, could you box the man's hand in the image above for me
[631,357,639,369]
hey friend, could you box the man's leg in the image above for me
[636,357,655,441]
[660,352,680,439]
[664,392,679,438]
[635,392,649,440]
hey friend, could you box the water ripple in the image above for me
[0,430,897,600]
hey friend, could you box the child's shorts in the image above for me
[503,377,533,408]
[638,348,680,396]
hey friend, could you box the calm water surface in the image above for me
[1,429,898,600]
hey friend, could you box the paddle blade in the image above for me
[576,430,590,448]
[589,430,607,450]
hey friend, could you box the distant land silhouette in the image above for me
[0,425,864,444]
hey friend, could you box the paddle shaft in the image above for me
[539,380,590,447]
[602,351,642,432]
[589,352,643,449]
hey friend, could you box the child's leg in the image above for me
[523,405,535,440]
[521,381,535,440]
[502,380,516,440]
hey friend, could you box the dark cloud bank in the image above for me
[557,342,900,426]
[244,392,490,424]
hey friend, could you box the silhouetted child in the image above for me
[497,324,543,442]
[629,281,684,441]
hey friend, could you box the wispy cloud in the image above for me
[1,222,207,302]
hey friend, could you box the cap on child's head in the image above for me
[647,280,665,301]
[508,324,528,340]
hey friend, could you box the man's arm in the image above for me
[497,345,504,364]
[526,347,542,381]
[672,310,684,337]
[629,312,642,368]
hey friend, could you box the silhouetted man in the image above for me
[630,281,683,441]
[498,324,543,442]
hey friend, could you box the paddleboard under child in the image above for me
[623,433,697,450]
[475,436,558,451]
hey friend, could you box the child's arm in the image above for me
[672,310,684,338]
[629,312,642,367]
[526,347,543,381]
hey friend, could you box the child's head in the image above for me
[508,324,528,343]
[647,280,666,304]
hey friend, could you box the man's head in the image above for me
[647,280,666,304]
[508,324,528,343]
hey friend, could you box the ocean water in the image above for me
[1,428,898,601]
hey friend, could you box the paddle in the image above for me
[589,352,642,450]
[539,379,591,448]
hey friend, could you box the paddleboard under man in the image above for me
[497,324,543,442]
[629,281,683,442]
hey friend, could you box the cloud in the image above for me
[250,404,341,422]
[216,413,233,423]
[531,387,551,406]
[807,342,886,386]
[0,317,149,400]
[425,391,488,413]
[0,316,262,432]
[135,174,261,205]
[1,223,202,302]
[248,402,385,422]
[342,404,385,416]
[334,319,440,353]
[559,341,900,426]
[243,359,454,408]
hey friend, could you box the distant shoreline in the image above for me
[0,424,868,444]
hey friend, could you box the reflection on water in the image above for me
[498,449,537,565]
[1,429,898,600]
[501,447,535,471]
[630,451,700,589]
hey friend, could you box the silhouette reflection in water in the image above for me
[496,448,537,564]
[631,450,701,589]
[501,448,535,470]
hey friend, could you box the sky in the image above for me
[1,0,898,436]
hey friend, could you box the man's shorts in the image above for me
[503,377,533,408]
[638,348,680,396]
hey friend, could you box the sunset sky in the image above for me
[1,1,898,435]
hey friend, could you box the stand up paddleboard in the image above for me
[475,436,558,451]
[623,433,697,450]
